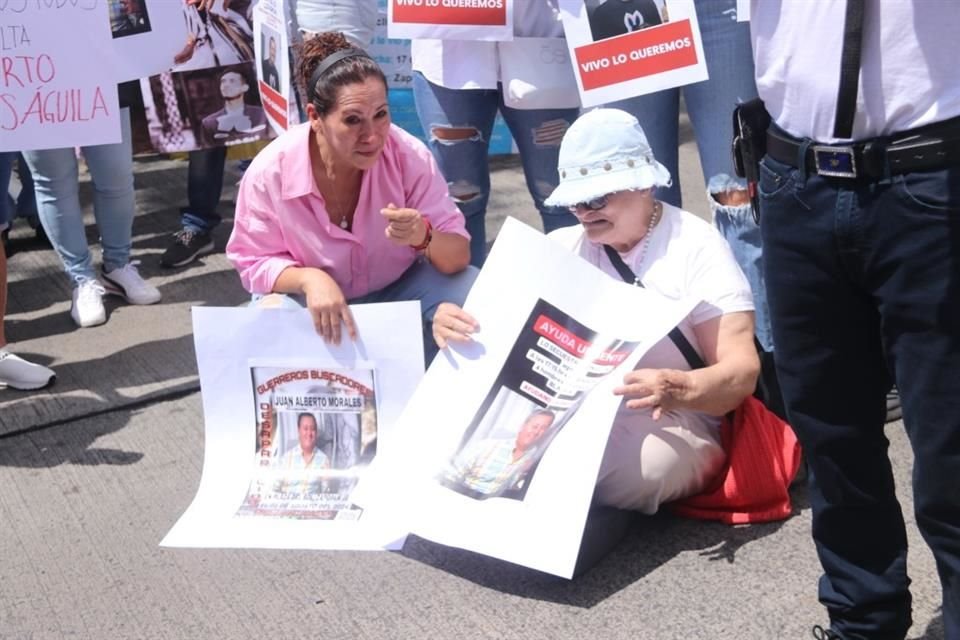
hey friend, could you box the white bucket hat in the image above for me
[544,108,672,207]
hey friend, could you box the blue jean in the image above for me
[606,0,772,350]
[181,147,227,234]
[22,108,135,282]
[0,152,37,230]
[255,259,479,363]
[412,72,579,266]
[759,149,960,639]
[0,152,12,229]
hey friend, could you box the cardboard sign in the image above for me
[253,0,290,134]
[387,0,513,41]
[0,0,120,152]
[559,0,709,107]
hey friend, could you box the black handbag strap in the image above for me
[833,0,865,139]
[603,245,707,371]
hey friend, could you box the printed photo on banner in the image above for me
[252,0,290,134]
[174,0,256,70]
[387,0,514,41]
[108,0,191,81]
[137,62,271,153]
[237,364,379,520]
[110,0,152,39]
[437,298,637,501]
[559,0,708,107]
[0,0,121,152]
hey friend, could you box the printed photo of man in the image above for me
[200,68,267,146]
[587,0,669,42]
[279,413,330,471]
[441,409,556,499]
[261,32,281,92]
[110,0,152,39]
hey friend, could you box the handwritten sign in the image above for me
[387,0,513,41]
[559,0,708,108]
[0,0,120,152]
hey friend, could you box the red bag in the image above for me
[671,395,802,525]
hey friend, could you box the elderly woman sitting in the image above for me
[227,32,477,357]
[433,109,760,513]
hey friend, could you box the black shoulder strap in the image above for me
[833,0,865,139]
[603,245,707,370]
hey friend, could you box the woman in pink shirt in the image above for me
[227,32,477,359]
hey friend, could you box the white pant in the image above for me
[595,407,726,514]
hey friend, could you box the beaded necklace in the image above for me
[630,199,662,279]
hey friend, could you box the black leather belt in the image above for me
[766,115,960,180]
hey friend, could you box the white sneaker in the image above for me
[102,261,162,305]
[71,278,107,327]
[0,350,56,390]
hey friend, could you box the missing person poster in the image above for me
[253,0,289,134]
[108,0,187,81]
[559,0,708,107]
[161,302,424,550]
[387,0,514,41]
[355,219,696,577]
[237,363,377,520]
[438,299,638,501]
[1,0,120,152]
[133,0,273,153]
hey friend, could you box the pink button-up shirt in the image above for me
[226,123,469,297]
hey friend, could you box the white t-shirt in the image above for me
[548,204,755,432]
[750,0,960,142]
[411,0,565,89]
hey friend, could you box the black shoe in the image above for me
[886,387,902,424]
[160,229,214,268]
[811,625,843,639]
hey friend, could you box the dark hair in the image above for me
[218,67,248,86]
[295,32,387,116]
[296,412,317,428]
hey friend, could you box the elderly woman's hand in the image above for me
[300,269,357,345]
[381,203,428,247]
[432,303,479,349]
[613,369,697,420]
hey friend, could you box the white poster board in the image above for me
[161,302,425,550]
[108,0,187,81]
[559,0,709,108]
[0,0,120,152]
[254,0,290,134]
[357,219,695,578]
[387,0,513,41]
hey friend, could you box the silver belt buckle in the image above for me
[813,145,857,178]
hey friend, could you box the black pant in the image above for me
[759,152,960,639]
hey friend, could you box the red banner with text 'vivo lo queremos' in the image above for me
[388,0,513,41]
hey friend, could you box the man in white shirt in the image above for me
[750,2,960,638]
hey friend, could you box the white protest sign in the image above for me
[387,0,513,41]
[0,0,120,152]
[108,0,187,81]
[253,0,290,134]
[559,0,709,108]
[161,302,424,550]
[356,219,695,578]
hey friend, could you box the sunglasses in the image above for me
[569,194,609,213]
